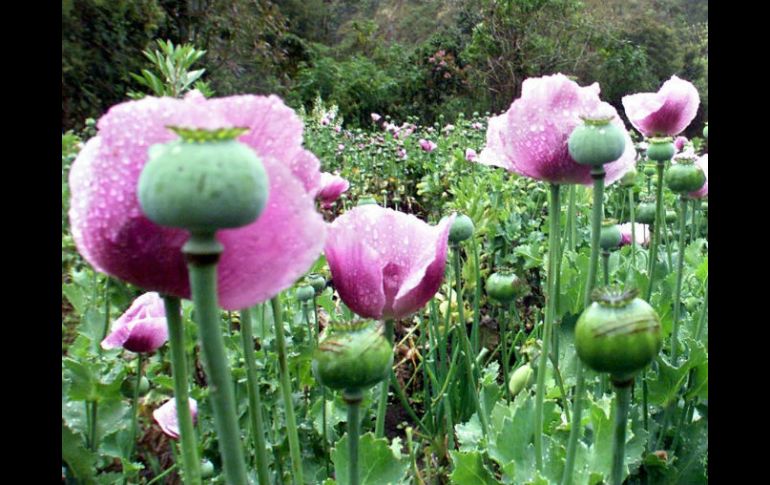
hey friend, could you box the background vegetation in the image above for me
[62,0,707,135]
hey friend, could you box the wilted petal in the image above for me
[153,397,198,440]
[622,76,700,137]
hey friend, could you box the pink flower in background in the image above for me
[321,116,330,126]
[622,75,700,137]
[689,154,708,199]
[102,292,169,353]
[419,139,437,152]
[619,223,651,247]
[325,206,455,320]
[334,125,342,133]
[397,147,408,160]
[476,74,635,185]
[371,113,381,122]
[69,92,326,310]
[317,172,350,209]
[443,124,455,133]
[465,148,477,161]
[674,136,688,152]
[337,144,345,151]
[471,122,483,130]
[153,397,198,440]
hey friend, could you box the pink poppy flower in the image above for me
[689,154,708,199]
[317,172,350,209]
[619,223,650,246]
[674,136,688,152]
[622,75,700,137]
[465,148,477,161]
[324,206,455,320]
[397,147,408,160]
[476,73,635,185]
[69,92,326,310]
[153,397,198,440]
[371,113,381,122]
[419,139,437,152]
[471,122,483,130]
[101,292,169,353]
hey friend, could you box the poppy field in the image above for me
[62,53,708,485]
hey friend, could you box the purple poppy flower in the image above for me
[689,154,708,199]
[619,223,650,247]
[475,73,635,185]
[324,206,455,320]
[153,397,198,440]
[419,139,437,152]
[68,92,326,310]
[674,136,688,152]
[465,148,477,162]
[317,172,350,209]
[102,292,169,353]
[622,75,700,137]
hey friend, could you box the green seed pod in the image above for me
[575,287,662,382]
[636,201,657,224]
[138,128,269,232]
[567,118,626,166]
[200,459,215,478]
[312,321,393,394]
[665,210,677,224]
[120,376,150,399]
[121,375,150,398]
[665,161,706,194]
[307,274,326,294]
[620,168,637,187]
[703,124,708,139]
[646,138,675,162]
[643,165,657,177]
[486,272,526,303]
[357,197,378,206]
[599,220,622,250]
[296,285,315,302]
[508,363,534,397]
[449,214,474,244]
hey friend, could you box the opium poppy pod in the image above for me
[575,287,662,383]
[102,292,169,353]
[475,73,635,185]
[688,154,708,199]
[312,321,393,394]
[324,205,454,320]
[68,92,326,310]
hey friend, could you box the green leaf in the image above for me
[64,358,97,402]
[332,432,408,485]
[62,423,96,482]
[455,414,483,451]
[449,451,500,485]
[63,283,86,315]
[648,340,707,407]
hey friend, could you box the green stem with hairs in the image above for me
[611,381,633,485]
[375,319,395,438]
[344,391,363,485]
[453,244,488,437]
[563,166,605,485]
[162,295,201,485]
[128,354,144,463]
[184,234,248,485]
[239,307,271,485]
[628,187,637,282]
[646,161,666,300]
[271,296,304,485]
[535,183,561,472]
[671,197,688,363]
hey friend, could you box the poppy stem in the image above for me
[535,183,561,472]
[161,295,201,485]
[563,165,604,485]
[671,197,689,364]
[610,380,633,485]
[239,307,271,485]
[645,161,666,300]
[271,296,304,485]
[627,187,637,284]
[184,234,248,485]
[344,390,363,485]
[128,353,144,463]
[375,319,394,438]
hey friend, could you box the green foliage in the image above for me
[331,432,409,485]
[128,39,211,99]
